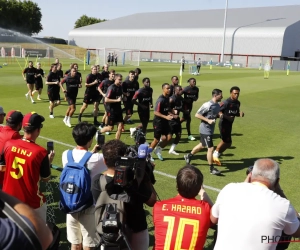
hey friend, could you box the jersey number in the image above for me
[163,216,199,250]
[10,157,25,179]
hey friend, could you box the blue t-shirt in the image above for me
[0,216,35,249]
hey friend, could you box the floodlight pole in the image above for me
[220,0,228,63]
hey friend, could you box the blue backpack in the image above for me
[59,150,93,214]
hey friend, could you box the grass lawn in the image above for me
[0,57,299,249]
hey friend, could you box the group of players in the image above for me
[22,59,244,173]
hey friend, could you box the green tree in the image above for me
[0,0,42,35]
[74,15,107,28]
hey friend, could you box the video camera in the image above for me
[113,129,155,188]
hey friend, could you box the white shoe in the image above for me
[66,121,72,128]
[105,132,110,135]
[63,118,67,125]
[213,151,220,158]
[25,93,29,99]
[169,150,179,155]
[49,114,54,119]
[130,128,136,138]
[31,100,35,104]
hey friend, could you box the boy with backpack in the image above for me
[60,122,107,250]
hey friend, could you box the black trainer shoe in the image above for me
[210,167,221,175]
[184,154,192,164]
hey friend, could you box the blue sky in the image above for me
[35,0,300,39]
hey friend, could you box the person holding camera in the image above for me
[92,140,156,250]
[154,164,213,250]
[62,122,107,250]
[78,65,102,126]
[211,158,300,250]
[0,112,54,221]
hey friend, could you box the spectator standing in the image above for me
[0,112,54,221]
[0,110,23,189]
[62,122,107,250]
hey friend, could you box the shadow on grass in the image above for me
[220,155,294,174]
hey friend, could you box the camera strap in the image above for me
[0,193,42,250]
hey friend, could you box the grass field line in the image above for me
[39,135,221,193]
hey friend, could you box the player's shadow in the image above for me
[231,133,243,137]
[220,156,294,174]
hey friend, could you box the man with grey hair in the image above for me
[210,158,300,250]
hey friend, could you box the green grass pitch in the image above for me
[0,58,299,249]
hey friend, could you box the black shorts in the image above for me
[182,104,193,120]
[200,134,214,148]
[35,80,43,90]
[169,120,182,135]
[153,120,170,140]
[219,122,232,143]
[48,91,60,102]
[66,94,77,105]
[26,80,35,85]
[107,111,123,126]
[138,110,150,124]
[104,103,110,113]
[123,101,134,115]
[83,93,101,104]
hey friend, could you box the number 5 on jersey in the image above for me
[10,156,25,179]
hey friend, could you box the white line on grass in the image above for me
[39,135,221,193]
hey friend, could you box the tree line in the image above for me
[0,0,106,37]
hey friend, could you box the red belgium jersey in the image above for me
[153,195,211,250]
[0,126,22,186]
[2,139,48,208]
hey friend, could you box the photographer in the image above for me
[92,139,156,250]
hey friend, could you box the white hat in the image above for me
[0,106,5,115]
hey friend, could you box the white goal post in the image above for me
[90,48,140,67]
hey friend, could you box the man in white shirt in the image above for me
[211,158,300,250]
[62,122,107,250]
